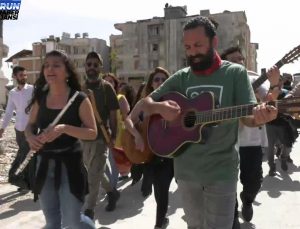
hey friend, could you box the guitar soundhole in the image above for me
[184,111,196,128]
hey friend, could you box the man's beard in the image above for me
[86,70,99,81]
[187,47,215,72]
[16,78,26,85]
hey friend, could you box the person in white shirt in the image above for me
[221,47,280,228]
[0,66,33,192]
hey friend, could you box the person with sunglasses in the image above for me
[82,52,120,220]
[125,67,174,229]
[102,73,132,183]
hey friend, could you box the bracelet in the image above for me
[269,84,280,90]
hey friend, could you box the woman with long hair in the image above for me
[103,73,132,180]
[119,83,136,111]
[125,67,174,229]
[25,50,97,229]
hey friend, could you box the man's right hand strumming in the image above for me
[141,97,181,122]
[157,100,181,121]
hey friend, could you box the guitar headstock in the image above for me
[282,45,300,64]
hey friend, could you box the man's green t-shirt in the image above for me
[150,61,257,184]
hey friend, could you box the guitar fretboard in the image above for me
[186,97,300,125]
[194,103,258,124]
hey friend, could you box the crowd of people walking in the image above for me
[1,16,299,229]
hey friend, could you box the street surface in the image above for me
[0,140,300,229]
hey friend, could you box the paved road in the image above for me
[1,140,300,229]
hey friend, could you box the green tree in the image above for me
[110,48,118,74]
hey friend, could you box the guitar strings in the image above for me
[155,98,299,127]
[183,103,256,123]
[182,98,299,123]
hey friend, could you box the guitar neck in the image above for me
[193,97,300,125]
[251,59,285,91]
[194,103,258,125]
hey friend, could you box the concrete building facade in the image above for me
[6,33,110,84]
[210,10,257,71]
[110,5,258,88]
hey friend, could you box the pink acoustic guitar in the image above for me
[147,92,300,158]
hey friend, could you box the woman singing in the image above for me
[25,50,97,229]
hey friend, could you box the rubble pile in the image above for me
[0,123,17,183]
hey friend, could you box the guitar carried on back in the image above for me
[147,92,300,158]
[252,44,300,90]
[83,88,132,171]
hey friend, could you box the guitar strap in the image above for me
[82,83,111,145]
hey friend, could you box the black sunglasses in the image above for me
[86,62,100,68]
[153,77,166,83]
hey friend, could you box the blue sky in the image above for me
[3,0,300,78]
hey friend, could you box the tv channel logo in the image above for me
[0,0,22,20]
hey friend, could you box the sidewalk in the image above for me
[1,141,300,228]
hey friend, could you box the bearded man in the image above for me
[0,66,33,192]
[126,16,278,229]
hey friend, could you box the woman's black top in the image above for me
[33,89,88,202]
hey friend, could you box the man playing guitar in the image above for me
[126,16,277,229]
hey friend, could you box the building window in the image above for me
[73,60,78,67]
[151,60,159,68]
[117,61,123,70]
[152,44,159,51]
[134,60,139,70]
[156,27,159,35]
[148,25,161,37]
[64,46,70,54]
